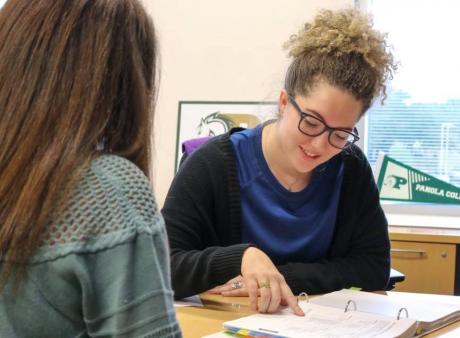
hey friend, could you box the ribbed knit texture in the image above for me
[0,155,182,338]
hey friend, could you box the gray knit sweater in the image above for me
[0,155,181,338]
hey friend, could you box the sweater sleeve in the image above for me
[76,230,181,338]
[277,149,391,295]
[24,155,182,338]
[77,157,182,337]
[162,140,251,299]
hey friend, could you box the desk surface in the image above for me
[176,293,460,338]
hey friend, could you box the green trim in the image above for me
[377,156,389,189]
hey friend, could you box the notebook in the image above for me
[222,289,460,338]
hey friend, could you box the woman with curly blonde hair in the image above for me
[163,8,397,316]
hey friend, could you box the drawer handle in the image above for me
[391,248,426,256]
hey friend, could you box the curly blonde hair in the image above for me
[284,8,397,114]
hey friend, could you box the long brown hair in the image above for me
[0,0,157,288]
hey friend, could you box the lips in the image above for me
[299,146,319,159]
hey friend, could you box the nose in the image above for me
[309,131,330,150]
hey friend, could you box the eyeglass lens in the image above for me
[299,116,356,149]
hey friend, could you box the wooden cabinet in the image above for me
[389,226,460,295]
[390,240,456,294]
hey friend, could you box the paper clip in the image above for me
[344,299,357,312]
[397,307,409,320]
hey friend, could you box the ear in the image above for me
[278,89,289,117]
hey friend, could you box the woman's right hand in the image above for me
[238,247,304,316]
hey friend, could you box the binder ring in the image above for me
[297,292,309,303]
[397,307,409,320]
[344,299,357,313]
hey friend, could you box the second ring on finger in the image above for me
[266,279,282,313]
[257,280,272,313]
[258,281,271,289]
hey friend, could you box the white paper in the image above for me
[224,302,416,338]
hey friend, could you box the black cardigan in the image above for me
[162,130,391,299]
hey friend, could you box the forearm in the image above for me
[277,210,390,295]
[277,251,390,295]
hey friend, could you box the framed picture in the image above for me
[175,100,278,171]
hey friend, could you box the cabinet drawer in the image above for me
[390,240,456,294]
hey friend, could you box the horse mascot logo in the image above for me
[197,112,261,136]
[197,112,233,136]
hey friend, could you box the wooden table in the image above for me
[176,293,460,338]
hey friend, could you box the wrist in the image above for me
[241,245,258,274]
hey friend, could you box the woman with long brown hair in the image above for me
[0,0,181,337]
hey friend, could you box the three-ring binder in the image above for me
[298,292,410,320]
[342,298,409,319]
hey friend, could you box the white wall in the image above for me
[142,0,353,205]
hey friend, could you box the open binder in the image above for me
[222,289,460,338]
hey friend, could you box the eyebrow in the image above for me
[288,95,356,132]
[295,102,355,132]
[306,109,354,131]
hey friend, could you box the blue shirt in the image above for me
[230,124,344,265]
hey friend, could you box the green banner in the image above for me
[375,152,460,204]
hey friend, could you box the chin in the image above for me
[296,156,330,174]
[294,161,317,175]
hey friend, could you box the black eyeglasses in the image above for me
[288,95,360,150]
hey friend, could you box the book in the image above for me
[222,289,460,338]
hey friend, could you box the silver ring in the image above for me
[231,281,243,290]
